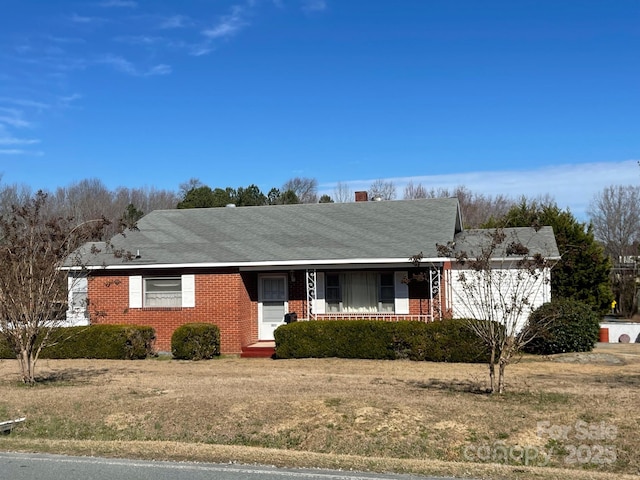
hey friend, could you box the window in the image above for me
[325,272,396,313]
[379,273,395,312]
[70,288,88,315]
[67,275,89,322]
[129,274,195,309]
[144,277,182,307]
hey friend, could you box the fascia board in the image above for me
[63,257,445,271]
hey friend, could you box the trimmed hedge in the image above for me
[0,325,156,360]
[274,319,491,363]
[171,323,221,360]
[524,299,601,355]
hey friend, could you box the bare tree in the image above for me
[421,185,515,228]
[0,191,116,383]
[282,177,318,203]
[0,176,32,219]
[435,228,555,394]
[369,179,396,201]
[332,182,353,203]
[179,178,203,199]
[45,180,179,238]
[588,185,640,317]
[403,181,427,199]
[588,185,640,260]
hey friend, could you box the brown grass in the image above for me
[0,344,639,480]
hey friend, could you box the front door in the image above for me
[259,275,288,340]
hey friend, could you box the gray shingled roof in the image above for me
[81,198,464,268]
[452,226,560,259]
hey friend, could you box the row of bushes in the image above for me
[0,298,601,362]
[274,298,602,360]
[0,325,156,360]
[274,318,492,362]
[0,323,222,361]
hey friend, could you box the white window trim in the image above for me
[315,272,326,314]
[182,274,195,308]
[67,274,89,324]
[129,274,195,308]
[129,275,142,309]
[394,271,409,314]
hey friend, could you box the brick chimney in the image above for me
[355,191,368,202]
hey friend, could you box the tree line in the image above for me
[0,173,638,316]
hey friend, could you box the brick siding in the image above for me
[86,265,451,355]
[87,269,256,354]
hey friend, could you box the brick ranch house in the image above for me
[64,196,559,355]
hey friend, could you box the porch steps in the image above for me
[240,341,276,359]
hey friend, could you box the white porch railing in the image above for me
[305,268,445,322]
[311,313,437,322]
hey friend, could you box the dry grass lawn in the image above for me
[0,344,639,480]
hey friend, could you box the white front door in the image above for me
[258,275,288,340]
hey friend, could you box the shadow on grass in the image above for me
[35,367,111,384]
[408,378,489,394]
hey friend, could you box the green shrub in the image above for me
[390,321,431,360]
[274,320,397,359]
[274,319,490,363]
[0,336,13,359]
[424,319,493,363]
[171,323,221,360]
[0,325,155,360]
[524,299,600,354]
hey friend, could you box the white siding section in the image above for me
[450,265,552,333]
[181,274,195,308]
[314,272,326,314]
[601,322,640,344]
[394,271,409,314]
[129,275,143,309]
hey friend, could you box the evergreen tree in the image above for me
[483,199,613,314]
[176,186,217,209]
[235,184,267,206]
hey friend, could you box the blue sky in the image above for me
[1,0,638,219]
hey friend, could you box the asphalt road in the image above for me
[0,452,463,480]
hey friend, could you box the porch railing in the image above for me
[312,313,437,323]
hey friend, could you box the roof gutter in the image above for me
[62,257,446,271]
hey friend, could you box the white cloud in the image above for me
[159,15,191,29]
[0,137,40,146]
[46,35,86,45]
[0,115,30,128]
[145,64,172,76]
[70,13,98,23]
[189,44,215,56]
[115,35,164,45]
[99,54,137,75]
[0,148,43,155]
[98,0,137,7]
[0,98,50,110]
[202,5,248,39]
[302,0,327,12]
[59,93,82,103]
[98,55,171,77]
[319,160,640,221]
